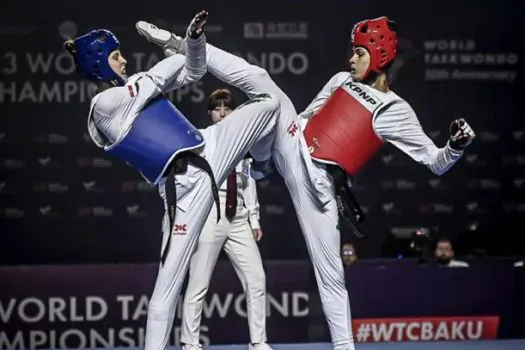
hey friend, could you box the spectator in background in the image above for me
[342,243,358,266]
[434,238,469,267]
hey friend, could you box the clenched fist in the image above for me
[449,118,475,150]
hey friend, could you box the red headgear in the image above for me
[351,16,397,78]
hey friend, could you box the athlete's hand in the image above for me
[253,228,263,242]
[449,118,475,150]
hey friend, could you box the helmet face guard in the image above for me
[72,29,125,86]
[351,16,397,79]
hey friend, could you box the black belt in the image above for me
[327,165,367,239]
[161,153,220,265]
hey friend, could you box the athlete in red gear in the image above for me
[137,16,475,350]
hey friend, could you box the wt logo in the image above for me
[174,224,187,235]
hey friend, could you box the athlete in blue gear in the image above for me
[65,10,279,350]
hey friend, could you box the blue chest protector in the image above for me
[106,96,205,185]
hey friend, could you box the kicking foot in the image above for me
[135,21,173,46]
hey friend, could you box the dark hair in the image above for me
[207,88,237,111]
[63,39,76,56]
[436,238,453,247]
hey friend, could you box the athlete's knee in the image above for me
[249,92,280,114]
[314,258,345,291]
[246,267,266,295]
[148,300,171,320]
[184,286,208,305]
[261,93,280,131]
[264,92,280,111]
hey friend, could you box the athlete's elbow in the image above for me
[429,165,447,176]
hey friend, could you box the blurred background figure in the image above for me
[434,238,469,267]
[342,243,358,266]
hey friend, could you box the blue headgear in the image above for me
[72,29,126,86]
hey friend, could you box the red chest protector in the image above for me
[304,79,387,176]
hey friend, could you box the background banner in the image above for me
[1,261,523,348]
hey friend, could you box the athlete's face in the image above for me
[108,49,128,82]
[349,46,370,81]
[209,103,233,124]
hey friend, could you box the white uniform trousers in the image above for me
[144,94,279,350]
[272,116,355,350]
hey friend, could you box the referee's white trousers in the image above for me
[180,199,267,346]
